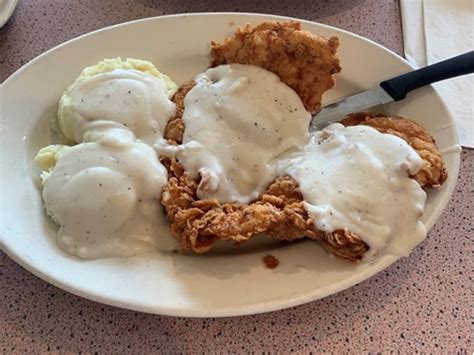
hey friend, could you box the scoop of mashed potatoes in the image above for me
[35,144,68,170]
[55,57,178,143]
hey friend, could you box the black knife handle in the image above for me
[380,51,474,101]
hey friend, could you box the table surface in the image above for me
[1,0,472,353]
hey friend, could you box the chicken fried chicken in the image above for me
[159,22,447,262]
[210,21,341,113]
[161,97,446,261]
[161,83,371,261]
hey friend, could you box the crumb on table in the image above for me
[262,255,280,269]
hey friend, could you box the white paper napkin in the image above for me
[400,0,474,148]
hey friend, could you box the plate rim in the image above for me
[0,0,18,28]
[3,11,409,87]
[0,12,461,317]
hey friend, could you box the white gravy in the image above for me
[42,131,172,259]
[177,64,311,203]
[277,123,427,258]
[66,69,175,144]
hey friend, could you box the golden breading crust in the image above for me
[341,112,448,188]
[210,21,341,113]
[163,81,195,144]
[161,156,369,260]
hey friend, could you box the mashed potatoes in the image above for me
[35,144,70,181]
[55,58,177,144]
[36,58,178,258]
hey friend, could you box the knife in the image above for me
[309,50,474,131]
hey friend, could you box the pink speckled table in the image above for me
[1,1,472,353]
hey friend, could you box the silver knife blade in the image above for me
[309,86,394,131]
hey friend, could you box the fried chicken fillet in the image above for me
[160,22,447,261]
[210,21,341,113]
